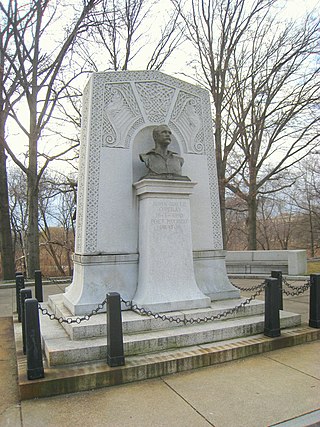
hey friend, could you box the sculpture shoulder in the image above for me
[168,151,184,166]
[139,153,149,163]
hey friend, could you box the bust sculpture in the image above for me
[139,124,190,181]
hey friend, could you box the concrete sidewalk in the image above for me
[0,279,319,427]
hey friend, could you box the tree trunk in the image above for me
[26,129,40,278]
[0,128,15,279]
[218,178,227,248]
[0,36,15,279]
[308,199,315,258]
[247,195,257,250]
[26,176,40,277]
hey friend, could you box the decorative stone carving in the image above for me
[103,83,141,148]
[76,71,224,253]
[64,70,238,316]
[171,91,204,154]
[135,81,176,123]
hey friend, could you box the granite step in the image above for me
[47,293,266,340]
[39,305,301,366]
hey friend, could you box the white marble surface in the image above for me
[64,71,238,315]
[133,179,210,312]
[226,250,307,275]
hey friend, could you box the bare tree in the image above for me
[172,0,279,246]
[256,194,295,250]
[225,11,320,249]
[288,157,320,257]
[8,166,28,275]
[0,0,32,278]
[2,0,100,277]
[173,0,320,249]
[38,172,76,276]
[79,0,184,71]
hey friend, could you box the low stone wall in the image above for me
[226,250,307,276]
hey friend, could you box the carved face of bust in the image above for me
[153,125,172,147]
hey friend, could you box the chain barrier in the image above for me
[38,296,107,324]
[42,276,72,285]
[37,277,310,326]
[121,283,266,325]
[233,278,310,297]
[282,277,310,297]
[231,280,266,292]
[38,284,266,326]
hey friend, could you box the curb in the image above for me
[15,324,320,400]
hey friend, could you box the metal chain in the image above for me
[37,276,310,325]
[43,276,72,285]
[231,280,266,292]
[233,278,310,297]
[283,277,310,290]
[38,297,108,324]
[282,281,310,297]
[121,283,266,325]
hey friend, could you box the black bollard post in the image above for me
[309,274,320,328]
[107,292,125,367]
[271,270,283,310]
[25,298,44,380]
[34,270,43,302]
[20,289,32,354]
[15,274,25,321]
[264,277,281,338]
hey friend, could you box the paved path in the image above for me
[0,279,319,427]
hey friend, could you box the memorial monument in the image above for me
[133,124,210,311]
[63,70,240,315]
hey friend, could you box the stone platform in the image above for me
[14,321,320,400]
[37,294,301,368]
[12,292,307,400]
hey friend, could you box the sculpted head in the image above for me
[153,124,172,147]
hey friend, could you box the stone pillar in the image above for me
[133,179,210,312]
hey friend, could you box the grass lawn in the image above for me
[307,260,320,275]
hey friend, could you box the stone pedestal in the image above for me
[60,71,240,316]
[132,179,210,312]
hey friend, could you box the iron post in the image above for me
[25,298,44,380]
[264,277,281,338]
[15,274,25,321]
[107,292,125,367]
[309,274,320,328]
[271,270,283,310]
[34,270,43,302]
[20,289,32,354]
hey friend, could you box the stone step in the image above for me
[40,306,301,367]
[47,293,266,340]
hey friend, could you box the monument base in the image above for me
[63,253,138,315]
[132,179,210,313]
[39,293,301,367]
[194,250,240,300]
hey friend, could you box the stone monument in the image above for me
[63,70,239,315]
[133,124,210,311]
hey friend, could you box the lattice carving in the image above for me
[201,93,223,248]
[135,81,175,123]
[75,82,90,253]
[78,71,223,252]
[83,76,105,253]
[102,83,141,148]
[171,91,205,154]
